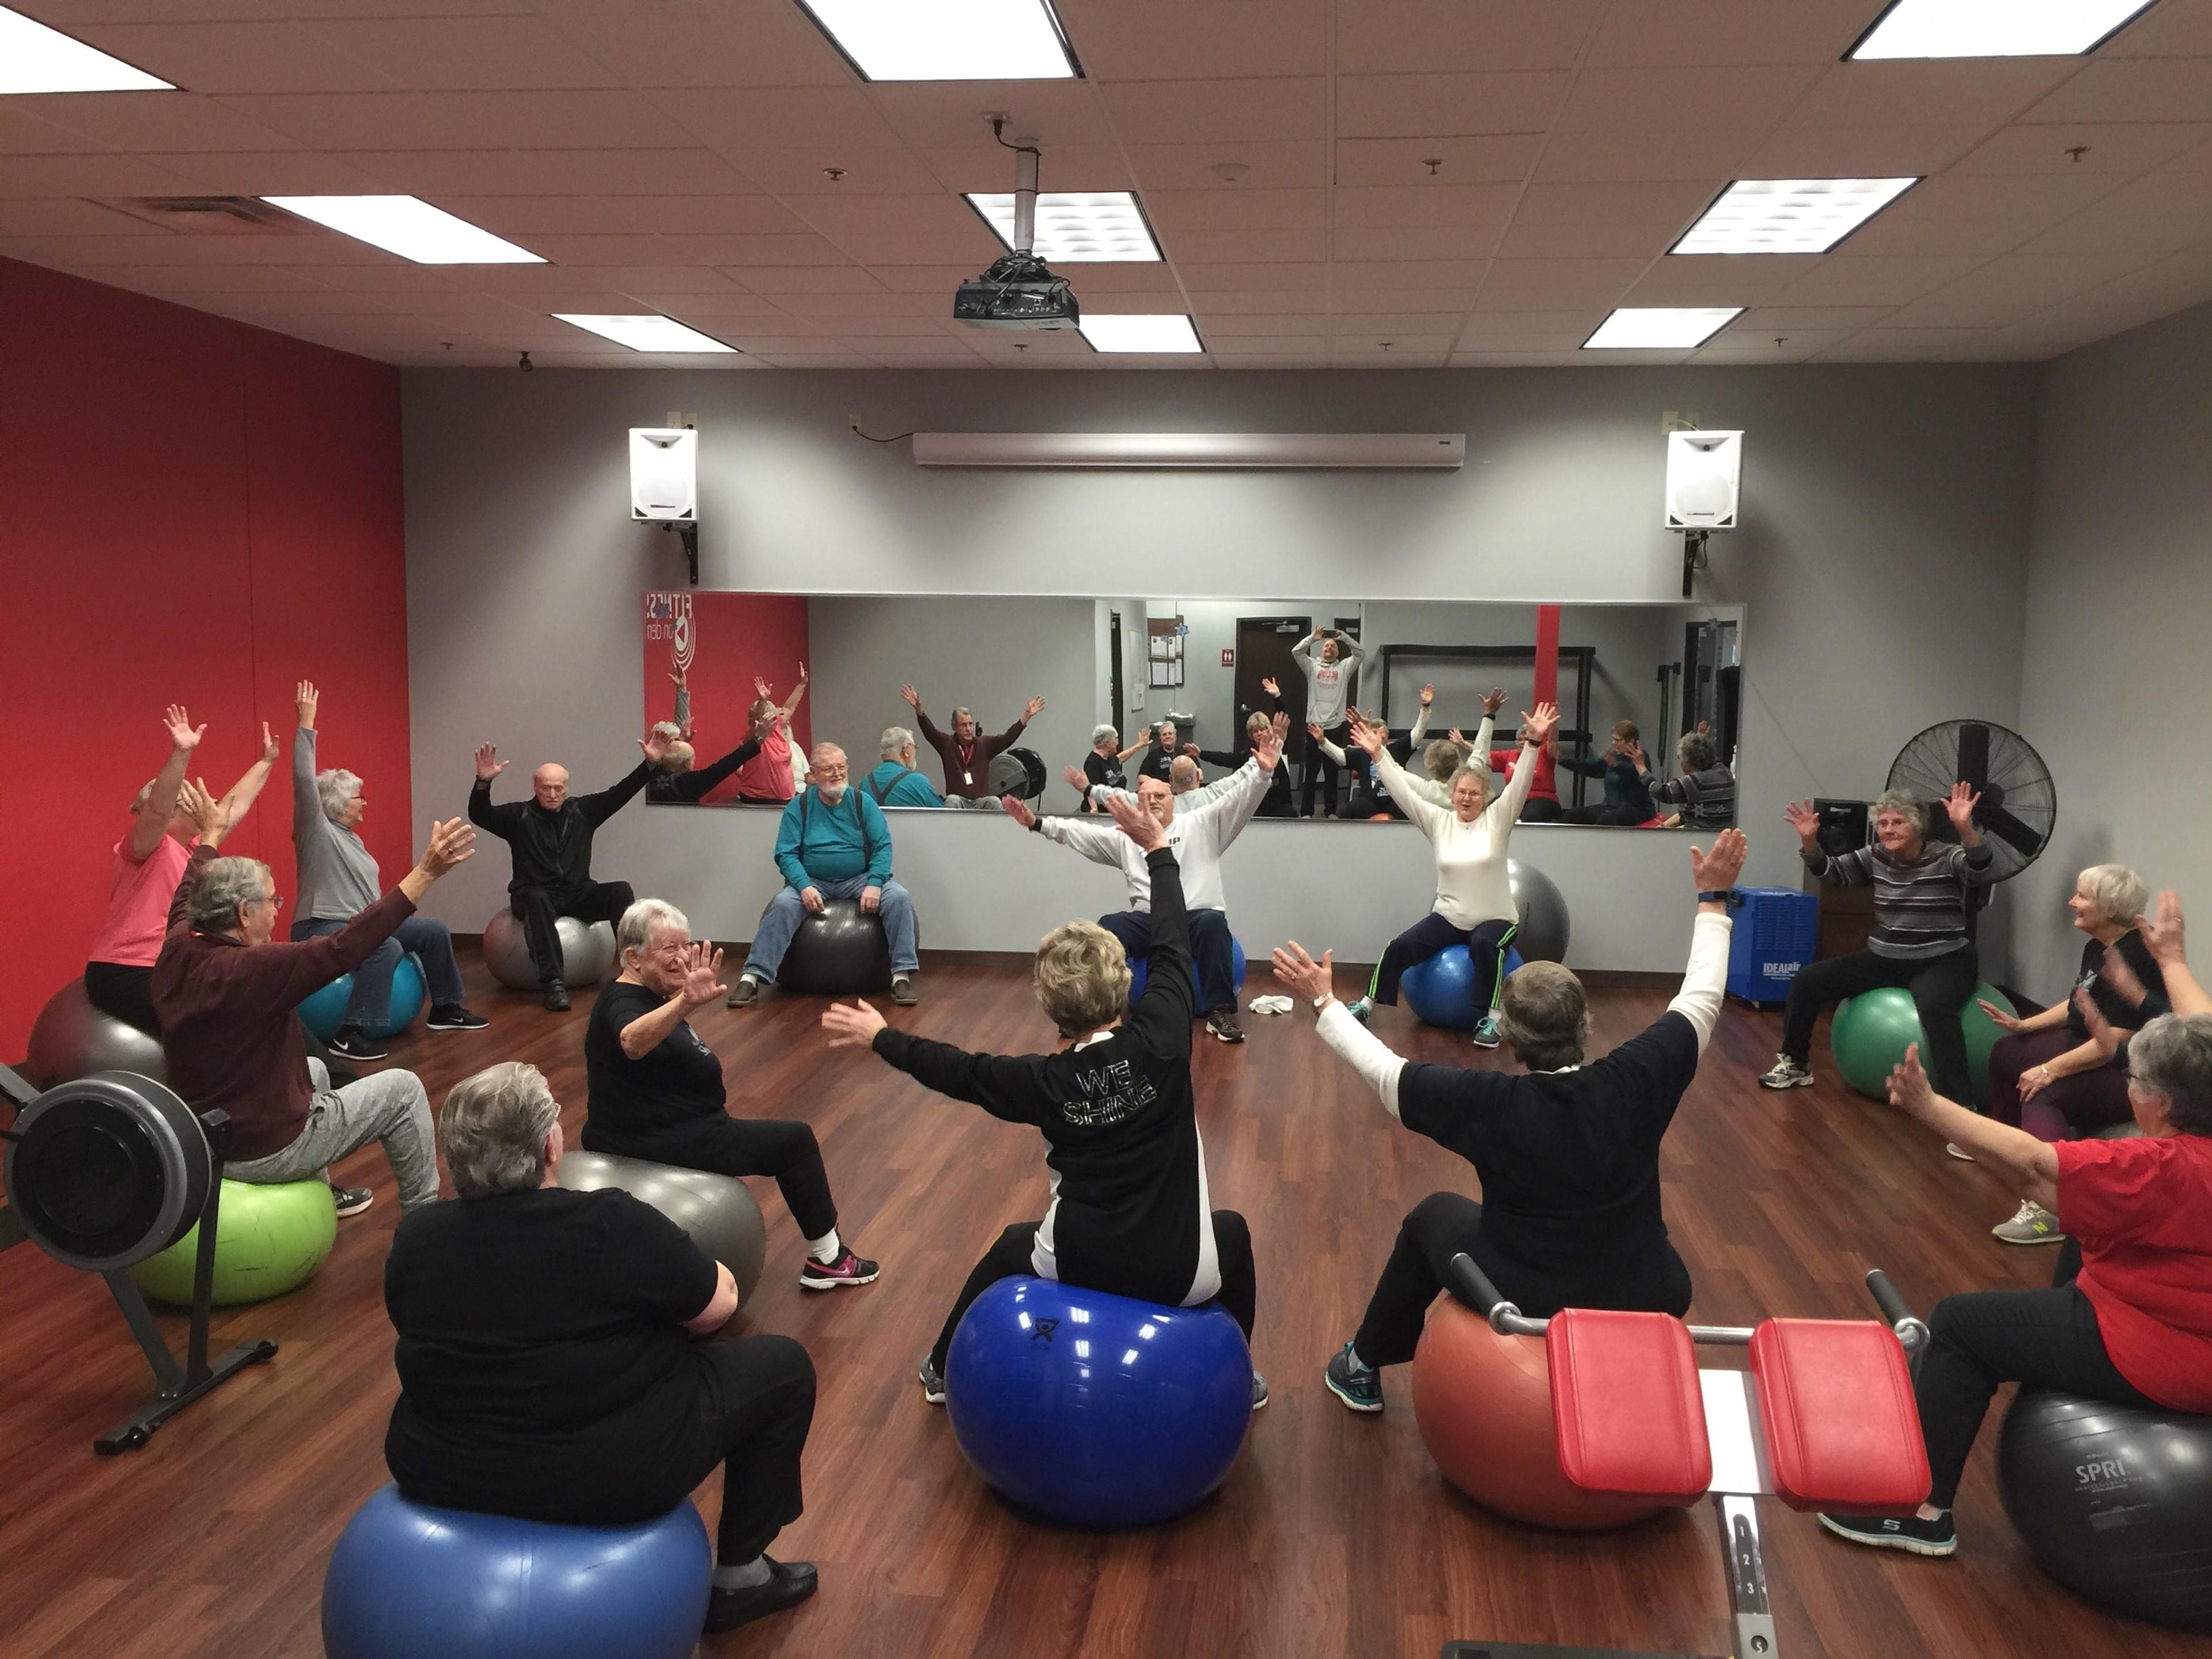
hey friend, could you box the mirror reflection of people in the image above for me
[734,665,808,805]
[1185,677,1295,816]
[1075,723,1139,812]
[1278,828,1745,1415]
[1488,716,1561,823]
[1293,627,1364,818]
[860,727,942,808]
[821,794,1264,1411]
[728,743,921,1007]
[293,682,486,1059]
[1642,728,1735,829]
[1345,702,1559,1048]
[382,1062,821,1635]
[1762,786,1993,1104]
[1558,721,1660,826]
[902,683,1041,807]
[646,663,767,805]
[470,737,663,1011]
[1129,719,1179,785]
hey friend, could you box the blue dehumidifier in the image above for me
[1725,888,1817,1007]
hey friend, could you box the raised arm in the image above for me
[1290,631,1318,665]
[777,663,808,720]
[132,704,204,859]
[902,684,948,752]
[665,735,763,803]
[217,723,280,836]
[1107,796,1195,1050]
[1408,684,1434,745]
[2140,892,2209,1018]
[1308,722,1347,768]
[1116,725,1153,765]
[1371,741,1446,836]
[1888,1043,2058,1210]
[1334,630,1365,669]
[1670,829,1745,1052]
[1025,800,1126,867]
[469,744,520,837]
[1485,703,1554,829]
[1786,799,1869,887]
[1275,941,1409,1118]
[619,943,726,1059]
[995,695,1044,749]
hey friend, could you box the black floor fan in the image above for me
[1,1060,276,1453]
[1888,718,2057,930]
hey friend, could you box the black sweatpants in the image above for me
[1914,1239,2155,1509]
[84,961,159,1035]
[512,880,634,986]
[1302,723,1348,818]
[1781,945,1980,1103]
[1367,914,1515,1009]
[1350,1192,1692,1369]
[930,1211,1257,1376]
[582,1115,839,1242]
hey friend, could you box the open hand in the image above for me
[1306,720,1324,742]
[753,675,773,701]
[2097,946,2149,1010]
[179,777,228,842]
[1024,695,1046,721]
[164,704,206,752]
[1782,799,1819,841]
[1419,683,1435,707]
[1062,764,1088,793]
[1252,712,1290,772]
[1270,940,1334,1004]
[1346,714,1387,758]
[1976,997,2024,1032]
[1480,688,1508,717]
[416,817,476,878]
[822,999,887,1049]
[474,743,508,782]
[1520,702,1560,748]
[1002,794,1037,828]
[1944,781,1980,833]
[800,885,825,915]
[1135,725,1153,745]
[1689,827,1747,893]
[2142,890,2186,967]
[295,681,319,729]
[2018,1064,2053,1101]
[1885,1043,1936,1117]
[1261,676,1281,698]
[679,944,726,1007]
[900,683,921,710]
[1105,792,1166,854]
[258,721,278,764]
[668,664,686,690]
[639,729,672,764]
[1181,743,1200,759]
[1621,738,1646,771]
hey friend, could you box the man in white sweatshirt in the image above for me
[1006,718,1286,1045]
[1270,827,1747,1414]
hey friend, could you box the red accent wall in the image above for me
[0,257,410,1058]
[642,591,812,801]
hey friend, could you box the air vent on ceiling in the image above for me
[94,196,316,235]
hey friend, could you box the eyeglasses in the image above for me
[249,892,285,911]
[813,766,848,779]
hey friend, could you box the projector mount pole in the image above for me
[991,114,1041,257]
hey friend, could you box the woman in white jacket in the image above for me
[1345,700,1558,1047]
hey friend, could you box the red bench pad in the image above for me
[1748,1318,1930,1514]
[1546,1308,1711,1503]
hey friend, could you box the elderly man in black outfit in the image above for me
[469,736,666,1010]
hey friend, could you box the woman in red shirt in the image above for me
[1821,904,2212,1558]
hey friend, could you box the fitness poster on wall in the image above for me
[641,590,812,802]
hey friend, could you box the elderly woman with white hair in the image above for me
[291,682,486,1058]
[585,898,878,1290]
[1763,785,1995,1103]
[381,1062,821,1635]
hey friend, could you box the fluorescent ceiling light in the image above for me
[0,6,171,93]
[555,315,737,353]
[1673,177,1919,255]
[1584,308,1743,350]
[1849,0,2160,59]
[795,0,1079,80]
[263,195,543,264]
[967,192,1160,262]
[912,433,1466,469]
[1080,314,1202,354]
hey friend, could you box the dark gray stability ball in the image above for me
[1506,860,1571,964]
[25,981,168,1088]
[776,898,893,995]
[1998,1389,2212,1633]
[480,911,618,991]
[558,1150,767,1304]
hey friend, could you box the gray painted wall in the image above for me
[403,361,2039,970]
[2016,299,2212,997]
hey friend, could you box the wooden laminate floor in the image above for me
[3,949,2207,1659]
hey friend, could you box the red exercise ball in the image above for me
[1411,1297,1670,1532]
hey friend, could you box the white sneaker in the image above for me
[1759,1055,1814,1089]
[1992,1199,2065,1246]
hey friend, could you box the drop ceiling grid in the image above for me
[0,0,2205,366]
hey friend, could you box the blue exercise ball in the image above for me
[322,1484,711,1659]
[944,1275,1251,1528]
[1402,944,1526,1031]
[1127,937,1247,1006]
[298,954,426,1042]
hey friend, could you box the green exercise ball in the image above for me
[1830,983,2016,1102]
[128,1178,338,1306]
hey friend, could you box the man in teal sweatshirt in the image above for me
[729,740,920,1006]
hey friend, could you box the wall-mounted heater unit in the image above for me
[910,432,1465,469]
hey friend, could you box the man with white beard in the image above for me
[728,741,921,1007]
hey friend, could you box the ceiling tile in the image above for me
[1772,254,2004,305]
[1336,287,1481,310]
[729,147,948,196]
[1452,310,1605,346]
[1122,141,1327,189]
[1055,0,1328,79]
[0,152,201,197]
[1335,72,1571,138]
[2021,59,2212,125]
[1516,179,1721,227]
[1582,1,1872,66]
[2101,1,2212,56]
[1493,221,1675,259]
[1691,328,1854,361]
[1737,123,1987,177]
[225,90,698,150]
[0,107,110,157]
[1331,257,1488,287]
[650,86,899,153]
[871,263,990,294]
[825,231,1001,266]
[1145,188,1327,230]
[16,92,302,153]
[865,82,1115,150]
[1533,127,1762,181]
[74,21,402,94]
[1736,304,1897,329]
[919,142,1134,194]
[1787,60,2073,130]
[0,199,168,237]
[1196,313,1327,335]
[1332,183,1520,227]
[1180,262,1328,291]
[1164,226,1330,263]
[2016,173,2212,255]
[85,263,333,295]
[154,150,391,194]
[731,266,893,295]
[1475,257,1647,307]
[1622,254,1818,301]
[433,195,810,237]
[1336,0,1603,73]
[529,0,852,88]
[1342,224,1505,260]
[1199,333,1325,352]
[1952,121,2212,174]
[1098,79,1328,143]
[298,16,620,90]
[1554,66,1823,133]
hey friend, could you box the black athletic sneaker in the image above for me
[703,1558,817,1634]
[918,1354,947,1406]
[331,1185,374,1218]
[424,1004,489,1032]
[1206,1007,1245,1044]
[1817,1510,1957,1557]
[327,1030,388,1063]
[1325,1341,1384,1413]
[799,1249,880,1291]
[541,980,570,1012]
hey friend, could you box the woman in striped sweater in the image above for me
[1763,785,1994,1103]
[1342,701,1559,1048]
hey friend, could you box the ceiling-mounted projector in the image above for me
[955,121,1077,331]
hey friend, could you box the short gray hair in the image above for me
[1677,732,1718,773]
[187,855,273,932]
[880,725,914,760]
[2127,1013,2212,1135]
[1872,790,1926,833]
[649,719,683,744]
[2078,863,2147,924]
[1425,738,1469,782]
[441,1062,562,1199]
[1092,724,1120,749]
[951,705,974,724]
[1497,960,1589,1071]
[316,767,362,822]
[1447,763,1491,809]
[616,897,688,957]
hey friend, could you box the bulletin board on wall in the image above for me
[641,590,812,801]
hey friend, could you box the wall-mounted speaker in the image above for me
[1664,429,1743,529]
[1815,798,1869,857]
[630,428,697,522]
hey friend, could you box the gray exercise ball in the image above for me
[557,1150,766,1304]
[481,911,618,991]
[25,981,167,1089]
[1506,859,1571,964]
[776,898,893,995]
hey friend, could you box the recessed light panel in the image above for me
[555,315,737,353]
[1849,0,2160,59]
[0,6,171,93]
[1080,315,1203,354]
[796,0,1079,81]
[967,192,1160,262]
[1673,178,1919,255]
[263,196,543,264]
[1584,308,1743,350]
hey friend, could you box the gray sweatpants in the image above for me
[225,1058,441,1211]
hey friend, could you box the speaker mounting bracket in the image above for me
[1679,529,1711,598]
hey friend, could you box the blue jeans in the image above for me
[1099,907,1238,1014]
[292,914,467,1026]
[746,876,918,979]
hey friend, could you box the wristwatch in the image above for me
[1698,890,1732,904]
[1313,993,1336,1012]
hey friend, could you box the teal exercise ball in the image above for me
[298,955,426,1041]
[129,1177,337,1306]
[1830,983,2015,1101]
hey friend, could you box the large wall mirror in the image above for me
[641,592,1741,830]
